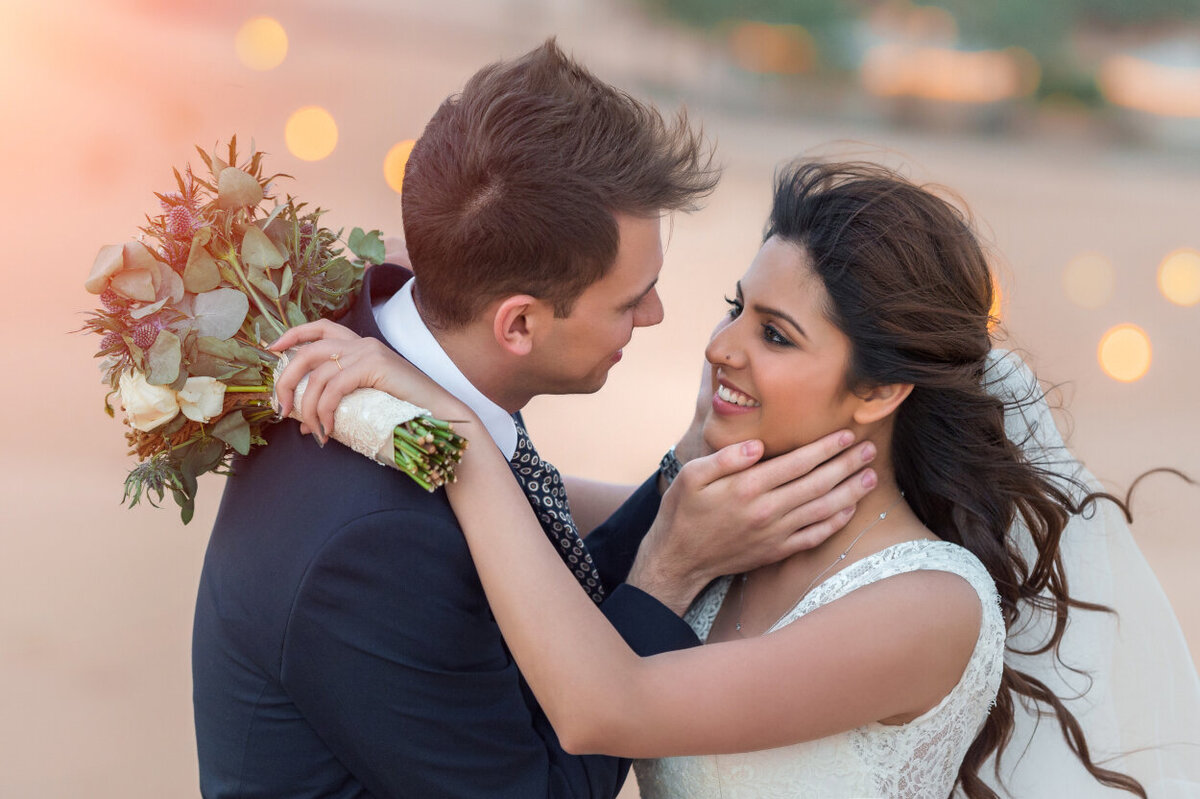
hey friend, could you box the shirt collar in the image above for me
[373,279,518,460]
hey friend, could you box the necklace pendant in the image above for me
[735,621,742,631]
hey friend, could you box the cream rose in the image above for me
[119,371,180,431]
[177,377,227,423]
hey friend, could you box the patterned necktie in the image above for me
[508,416,606,604]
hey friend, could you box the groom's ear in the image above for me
[851,382,913,425]
[492,295,552,357]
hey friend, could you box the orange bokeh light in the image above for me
[862,45,1038,104]
[987,278,1003,330]
[1099,55,1200,118]
[285,107,338,162]
[235,16,288,71]
[384,140,416,194]
[1158,248,1200,306]
[1098,324,1152,383]
[728,22,816,75]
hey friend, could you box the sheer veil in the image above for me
[977,350,1200,797]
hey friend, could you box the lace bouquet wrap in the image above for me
[81,138,466,523]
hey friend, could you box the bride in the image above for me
[273,161,1196,797]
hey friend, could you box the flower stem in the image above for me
[221,252,286,339]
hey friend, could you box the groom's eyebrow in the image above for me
[619,278,658,311]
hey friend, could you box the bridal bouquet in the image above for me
[81,138,466,523]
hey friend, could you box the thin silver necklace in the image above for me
[734,491,906,634]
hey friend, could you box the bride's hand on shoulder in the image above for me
[270,320,471,441]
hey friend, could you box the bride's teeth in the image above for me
[717,384,760,407]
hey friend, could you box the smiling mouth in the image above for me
[716,383,760,407]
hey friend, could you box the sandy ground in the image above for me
[0,0,1196,796]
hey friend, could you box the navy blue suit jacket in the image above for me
[193,264,700,798]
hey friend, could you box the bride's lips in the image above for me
[611,349,623,364]
[712,377,760,416]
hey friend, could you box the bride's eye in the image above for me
[723,295,743,318]
[761,323,791,347]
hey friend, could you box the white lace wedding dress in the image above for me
[634,539,1006,799]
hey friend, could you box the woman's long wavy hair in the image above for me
[766,161,1146,798]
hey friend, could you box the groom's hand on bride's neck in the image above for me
[627,431,878,616]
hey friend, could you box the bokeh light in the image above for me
[987,278,1003,330]
[235,16,288,71]
[728,22,816,75]
[384,139,417,194]
[1099,54,1200,118]
[1062,252,1116,309]
[1158,248,1200,306]
[861,45,1038,104]
[285,107,338,162]
[1098,323,1152,383]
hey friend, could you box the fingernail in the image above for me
[838,431,853,447]
[742,440,762,457]
[862,469,877,488]
[315,435,326,449]
[861,442,876,462]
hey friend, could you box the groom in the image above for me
[193,40,873,798]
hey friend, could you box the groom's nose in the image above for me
[633,287,664,328]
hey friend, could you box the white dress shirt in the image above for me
[373,279,518,459]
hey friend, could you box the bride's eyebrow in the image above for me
[752,302,808,340]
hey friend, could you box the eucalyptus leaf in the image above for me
[248,266,280,300]
[242,226,285,270]
[168,367,189,393]
[196,336,237,360]
[279,264,293,296]
[175,491,195,525]
[186,437,227,476]
[184,251,221,293]
[226,365,267,386]
[188,354,242,380]
[285,301,307,328]
[213,412,251,455]
[174,293,195,318]
[347,228,386,265]
[146,330,182,385]
[110,269,157,302]
[322,257,354,292]
[218,167,263,210]
[158,262,186,303]
[130,296,169,320]
[85,244,124,294]
[262,202,286,233]
[123,240,160,274]
[193,288,249,340]
[161,413,188,436]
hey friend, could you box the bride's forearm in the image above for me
[446,442,644,751]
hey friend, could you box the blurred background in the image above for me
[1,0,1197,796]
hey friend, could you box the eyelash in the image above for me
[724,296,792,347]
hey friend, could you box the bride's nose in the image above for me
[705,316,745,368]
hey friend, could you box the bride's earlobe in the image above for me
[852,382,914,425]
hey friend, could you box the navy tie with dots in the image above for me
[508,416,606,604]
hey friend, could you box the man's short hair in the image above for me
[401,38,719,328]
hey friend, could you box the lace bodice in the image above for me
[634,540,1005,799]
